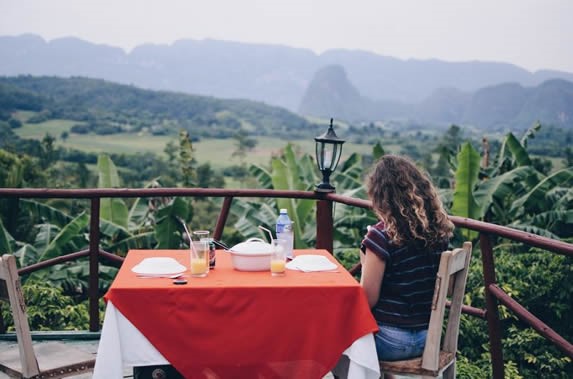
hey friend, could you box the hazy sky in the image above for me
[1,0,572,73]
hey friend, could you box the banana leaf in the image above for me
[155,197,190,249]
[510,168,573,214]
[248,164,273,189]
[127,177,163,231]
[100,219,133,242]
[506,132,532,167]
[97,154,129,228]
[13,244,38,268]
[530,210,573,230]
[372,142,385,161]
[451,143,481,219]
[271,145,313,248]
[334,153,364,191]
[34,223,58,256]
[233,201,279,239]
[0,217,14,254]
[553,187,573,209]
[451,143,481,240]
[127,199,151,231]
[21,199,73,227]
[37,212,90,262]
[104,231,156,254]
[506,223,559,239]
[474,166,537,219]
[519,121,541,148]
[297,154,320,187]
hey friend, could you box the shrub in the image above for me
[1,283,90,331]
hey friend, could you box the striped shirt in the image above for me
[361,222,447,329]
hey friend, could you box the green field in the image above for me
[15,117,392,170]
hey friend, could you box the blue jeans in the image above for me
[374,323,428,361]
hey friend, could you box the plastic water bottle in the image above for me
[276,208,294,259]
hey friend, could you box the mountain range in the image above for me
[300,65,573,130]
[1,34,573,130]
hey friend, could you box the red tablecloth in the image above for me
[105,249,378,379]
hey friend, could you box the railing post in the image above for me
[213,196,233,241]
[89,198,100,332]
[480,232,505,379]
[316,199,333,253]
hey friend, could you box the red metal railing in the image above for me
[1,187,572,379]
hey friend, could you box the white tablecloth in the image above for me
[93,302,380,379]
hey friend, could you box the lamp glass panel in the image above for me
[330,143,342,172]
[323,144,334,170]
[315,141,323,170]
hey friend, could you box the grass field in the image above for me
[14,117,394,170]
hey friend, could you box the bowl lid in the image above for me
[229,238,273,256]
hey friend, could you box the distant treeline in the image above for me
[0,76,326,139]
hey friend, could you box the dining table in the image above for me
[93,249,380,379]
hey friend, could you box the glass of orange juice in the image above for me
[270,239,287,276]
[190,240,209,278]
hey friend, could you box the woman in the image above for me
[360,155,454,362]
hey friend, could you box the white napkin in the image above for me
[131,257,187,277]
[286,255,338,272]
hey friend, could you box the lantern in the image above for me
[314,118,345,192]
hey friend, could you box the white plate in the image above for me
[286,255,338,272]
[131,257,187,276]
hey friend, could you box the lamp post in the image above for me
[314,118,345,193]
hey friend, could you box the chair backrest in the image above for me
[421,241,472,372]
[0,254,41,377]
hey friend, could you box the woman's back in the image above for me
[362,223,446,328]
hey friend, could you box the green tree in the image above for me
[178,130,196,187]
[39,133,57,170]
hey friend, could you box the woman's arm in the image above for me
[360,248,386,309]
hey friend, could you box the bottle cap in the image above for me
[280,208,287,214]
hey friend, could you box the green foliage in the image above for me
[333,248,361,280]
[233,143,376,251]
[459,247,573,378]
[1,283,90,331]
[36,212,90,262]
[178,130,196,187]
[0,76,321,140]
[445,125,573,243]
[0,217,15,254]
[97,154,129,228]
[155,197,191,249]
[455,355,492,379]
[451,142,481,221]
[1,97,571,378]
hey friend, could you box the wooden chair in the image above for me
[0,254,96,378]
[379,241,473,379]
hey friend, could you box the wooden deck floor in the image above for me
[0,340,338,378]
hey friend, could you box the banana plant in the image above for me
[233,143,376,249]
[234,144,316,247]
[449,125,573,241]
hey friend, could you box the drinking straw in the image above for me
[258,225,274,242]
[178,217,198,256]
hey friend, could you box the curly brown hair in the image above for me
[366,155,454,247]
